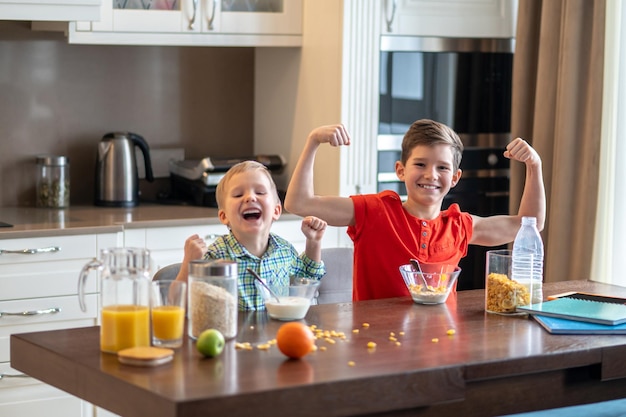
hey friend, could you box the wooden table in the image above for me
[11,280,626,417]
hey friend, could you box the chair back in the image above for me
[316,247,354,304]
[152,262,182,281]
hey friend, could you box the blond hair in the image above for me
[401,119,464,171]
[215,160,280,209]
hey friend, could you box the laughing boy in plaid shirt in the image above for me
[175,160,326,310]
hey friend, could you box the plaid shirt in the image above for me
[204,232,325,310]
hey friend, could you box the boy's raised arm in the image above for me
[285,124,356,227]
[175,234,207,284]
[301,216,327,262]
[471,138,546,246]
[506,138,546,231]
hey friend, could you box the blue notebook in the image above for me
[532,314,626,335]
[516,296,626,325]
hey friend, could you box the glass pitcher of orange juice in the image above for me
[78,247,152,353]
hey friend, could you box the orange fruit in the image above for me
[276,322,315,359]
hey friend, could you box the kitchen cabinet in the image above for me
[0,232,120,417]
[67,0,302,46]
[0,0,101,22]
[381,0,517,38]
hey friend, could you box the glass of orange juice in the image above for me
[150,280,187,348]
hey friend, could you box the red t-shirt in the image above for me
[347,190,473,301]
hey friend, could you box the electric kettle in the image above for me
[95,132,154,207]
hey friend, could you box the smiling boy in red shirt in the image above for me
[284,119,546,301]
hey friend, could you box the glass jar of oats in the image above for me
[188,259,238,340]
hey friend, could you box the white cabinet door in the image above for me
[382,0,517,38]
[70,0,302,46]
[0,294,98,363]
[216,0,302,35]
[0,363,93,417]
[88,0,189,33]
[0,0,100,21]
[0,232,118,417]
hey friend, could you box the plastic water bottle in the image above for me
[511,216,544,304]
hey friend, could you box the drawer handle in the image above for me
[0,373,30,380]
[0,307,61,318]
[0,246,60,255]
[204,233,218,241]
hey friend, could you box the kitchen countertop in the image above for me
[0,205,303,238]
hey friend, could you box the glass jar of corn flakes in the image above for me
[485,249,532,315]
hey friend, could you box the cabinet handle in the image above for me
[0,373,30,380]
[189,0,199,29]
[0,246,60,255]
[0,307,61,318]
[384,0,397,32]
[205,0,217,31]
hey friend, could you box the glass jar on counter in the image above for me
[188,259,238,340]
[36,155,69,208]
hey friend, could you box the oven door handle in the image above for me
[484,191,510,198]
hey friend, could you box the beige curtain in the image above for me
[511,0,605,282]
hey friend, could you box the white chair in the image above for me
[316,247,354,304]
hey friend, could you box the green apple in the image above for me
[196,329,225,357]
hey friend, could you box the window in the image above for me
[593,0,626,285]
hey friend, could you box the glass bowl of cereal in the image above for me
[399,263,462,305]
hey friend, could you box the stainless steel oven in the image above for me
[377,36,514,290]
